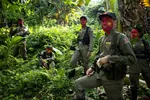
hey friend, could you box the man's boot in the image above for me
[68,69,76,79]
[131,88,137,100]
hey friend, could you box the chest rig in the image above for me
[100,32,127,80]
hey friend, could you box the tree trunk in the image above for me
[117,0,150,36]
[117,0,142,35]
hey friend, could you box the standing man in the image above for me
[10,18,29,60]
[129,24,150,100]
[70,15,93,75]
[74,12,136,100]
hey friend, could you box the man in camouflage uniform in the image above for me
[38,45,55,70]
[74,12,136,100]
[10,18,29,60]
[70,15,93,75]
[129,24,150,100]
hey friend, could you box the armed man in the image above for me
[129,24,150,100]
[70,15,93,76]
[73,12,136,100]
[38,45,55,70]
[10,18,30,60]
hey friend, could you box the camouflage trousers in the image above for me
[129,73,150,100]
[70,48,89,74]
[13,41,27,60]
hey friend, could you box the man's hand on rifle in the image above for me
[87,52,92,58]
[42,59,47,63]
[96,55,110,68]
[43,62,48,67]
[86,67,94,76]
[46,58,53,61]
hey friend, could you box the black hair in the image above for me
[80,16,87,20]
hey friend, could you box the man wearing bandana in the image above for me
[129,24,150,100]
[74,12,136,100]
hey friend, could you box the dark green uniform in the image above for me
[129,38,150,100]
[75,30,136,100]
[13,25,29,60]
[70,26,93,74]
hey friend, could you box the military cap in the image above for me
[46,45,53,49]
[134,24,144,38]
[134,24,143,32]
[134,24,143,31]
[80,15,87,20]
[99,12,116,20]
[18,18,23,21]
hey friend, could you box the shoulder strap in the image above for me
[99,36,105,54]
[142,38,148,50]
[85,27,89,35]
[84,26,89,38]
[110,33,120,55]
[82,26,90,45]
[142,38,150,60]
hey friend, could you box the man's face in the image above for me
[101,16,114,32]
[46,48,52,54]
[80,18,87,26]
[130,29,139,39]
[18,20,23,26]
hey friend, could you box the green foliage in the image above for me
[0,29,24,70]
[108,0,122,32]
[1,21,150,99]
[0,25,79,99]
[143,33,150,43]
[109,0,117,12]
[0,0,92,26]
[138,85,150,97]
[0,28,9,45]
[0,0,149,97]
[27,25,77,57]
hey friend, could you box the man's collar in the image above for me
[105,29,115,36]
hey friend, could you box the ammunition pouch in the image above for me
[101,63,127,81]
